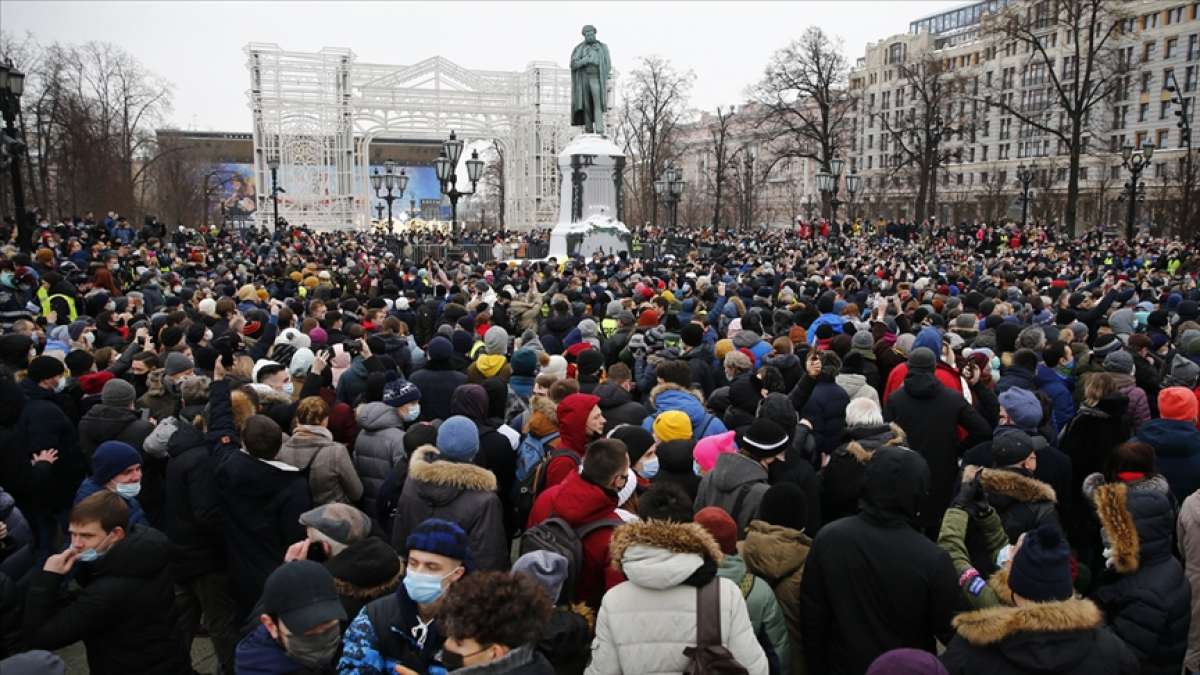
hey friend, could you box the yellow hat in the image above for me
[653,410,693,443]
[715,338,735,362]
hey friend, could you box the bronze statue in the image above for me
[570,24,611,135]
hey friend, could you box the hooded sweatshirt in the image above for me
[545,394,600,489]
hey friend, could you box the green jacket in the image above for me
[717,552,791,671]
[937,506,1009,609]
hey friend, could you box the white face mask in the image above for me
[83,332,95,346]
[281,382,294,396]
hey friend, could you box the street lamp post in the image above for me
[266,157,284,235]
[435,131,484,241]
[1119,141,1155,241]
[374,203,385,223]
[1016,164,1036,228]
[1167,70,1195,235]
[409,198,419,222]
[654,164,686,231]
[845,169,861,228]
[0,60,29,252]
[815,156,846,223]
[371,160,408,232]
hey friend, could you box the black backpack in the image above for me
[512,448,579,535]
[517,514,623,604]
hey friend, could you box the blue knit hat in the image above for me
[511,348,538,377]
[426,336,453,362]
[436,415,480,462]
[92,440,142,485]
[1009,524,1073,601]
[406,517,471,569]
[382,380,420,407]
[998,387,1042,431]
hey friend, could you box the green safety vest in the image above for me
[600,317,619,338]
[37,287,77,321]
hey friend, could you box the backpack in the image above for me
[514,431,560,483]
[683,579,749,675]
[512,448,578,534]
[517,514,623,604]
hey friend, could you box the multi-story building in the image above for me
[848,0,1199,229]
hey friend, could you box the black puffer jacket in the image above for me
[819,423,907,525]
[22,525,183,675]
[592,382,648,434]
[162,411,225,582]
[77,403,162,523]
[1090,483,1191,675]
[790,373,850,457]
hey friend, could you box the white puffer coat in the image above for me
[585,520,768,675]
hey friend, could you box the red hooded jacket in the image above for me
[545,393,600,489]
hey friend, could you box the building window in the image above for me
[1187,66,1197,92]
[1162,100,1172,119]
[1189,34,1199,61]
[1168,37,1179,60]
[1111,165,1121,179]
[1164,68,1175,91]
[1158,128,1170,147]
[1142,71,1153,93]
[1144,41,1157,63]
[1139,102,1150,122]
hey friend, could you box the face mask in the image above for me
[78,547,102,563]
[281,382,294,396]
[105,302,116,312]
[115,481,141,498]
[204,329,213,342]
[403,568,457,604]
[637,456,660,479]
[0,272,13,288]
[84,332,95,346]
[54,377,67,393]
[692,460,703,477]
[995,544,1014,569]
[440,645,491,671]
[990,356,1000,371]
[402,404,421,422]
[282,624,341,669]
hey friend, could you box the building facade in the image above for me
[848,0,1199,230]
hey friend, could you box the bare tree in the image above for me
[751,27,854,218]
[614,55,694,231]
[705,106,738,229]
[982,0,1132,235]
[480,139,505,228]
[978,163,1013,223]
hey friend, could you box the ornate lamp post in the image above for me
[371,160,408,232]
[266,157,284,234]
[1016,164,1036,228]
[845,168,861,227]
[409,197,419,222]
[0,60,29,252]
[815,156,846,221]
[1119,141,1154,241]
[654,164,686,230]
[435,130,484,240]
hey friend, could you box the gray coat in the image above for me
[694,452,770,535]
[276,425,364,506]
[353,402,407,517]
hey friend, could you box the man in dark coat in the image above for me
[679,322,717,398]
[592,369,648,434]
[22,490,185,675]
[20,356,87,550]
[409,336,468,422]
[789,351,850,458]
[800,446,960,675]
[77,378,161,522]
[941,524,1138,675]
[885,348,991,536]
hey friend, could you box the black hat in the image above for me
[27,355,65,383]
[1180,300,1200,322]
[757,483,807,532]
[1009,524,1073,602]
[681,322,704,348]
[907,347,937,373]
[737,418,789,460]
[607,424,655,465]
[992,430,1035,467]
[1148,309,1169,328]
[260,560,347,633]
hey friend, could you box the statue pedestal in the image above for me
[548,134,631,260]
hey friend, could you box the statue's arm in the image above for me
[570,45,586,69]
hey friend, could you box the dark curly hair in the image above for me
[439,572,551,648]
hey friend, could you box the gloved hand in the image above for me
[952,471,994,519]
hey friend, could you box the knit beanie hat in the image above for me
[164,352,194,377]
[1008,524,1073,602]
[653,410,693,442]
[512,550,569,604]
[757,482,808,532]
[681,322,704,348]
[405,517,471,569]
[27,355,65,383]
[998,387,1042,431]
[1159,386,1199,423]
[435,415,480,462]
[852,329,874,350]
[92,440,142,485]
[906,347,937,373]
[693,430,737,473]
[383,380,421,408]
[426,336,454,363]
[866,649,949,675]
[607,425,655,466]
[694,506,738,555]
[991,429,1036,466]
[715,338,735,362]
[101,378,137,408]
[289,348,315,378]
[511,348,538,377]
[1103,350,1135,375]
[577,349,604,377]
[483,326,509,356]
[542,354,567,379]
[737,418,789,460]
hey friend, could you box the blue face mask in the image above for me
[401,404,421,423]
[637,456,660,479]
[403,569,457,604]
[281,382,294,396]
[79,548,102,563]
[692,460,703,477]
[115,482,141,498]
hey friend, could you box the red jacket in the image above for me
[545,393,599,489]
[527,470,624,607]
[882,360,964,403]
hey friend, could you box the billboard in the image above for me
[213,163,257,221]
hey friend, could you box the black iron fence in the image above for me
[408,242,550,262]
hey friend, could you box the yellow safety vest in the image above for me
[37,288,78,321]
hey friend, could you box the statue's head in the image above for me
[582,25,597,42]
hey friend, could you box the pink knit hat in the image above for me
[693,431,737,473]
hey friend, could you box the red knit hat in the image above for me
[694,506,737,555]
[638,309,660,327]
[1159,387,1199,423]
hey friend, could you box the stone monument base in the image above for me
[548,211,631,260]
[547,133,631,260]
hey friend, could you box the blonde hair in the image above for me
[1084,372,1117,407]
[296,396,330,426]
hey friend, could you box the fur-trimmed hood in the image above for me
[649,382,709,430]
[609,519,722,591]
[962,465,1056,504]
[951,597,1103,645]
[843,423,907,464]
[1092,480,1177,573]
[408,445,497,493]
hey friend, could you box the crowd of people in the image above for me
[0,211,1198,674]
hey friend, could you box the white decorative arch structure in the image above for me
[246,44,579,231]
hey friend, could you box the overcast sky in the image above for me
[4,0,962,131]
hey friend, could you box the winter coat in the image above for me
[819,423,907,525]
[1111,373,1152,429]
[22,525,183,675]
[17,378,86,513]
[763,352,804,393]
[592,383,648,434]
[994,364,1038,396]
[641,383,727,440]
[1177,490,1200,671]
[680,344,718,398]
[1058,394,1131,541]
[1035,364,1076,433]
[796,377,850,457]
[76,403,163,523]
[940,597,1140,675]
[410,363,468,422]
[236,624,329,675]
[741,520,811,675]
[277,424,363,506]
[800,447,960,675]
[716,549,791,671]
[162,414,226,582]
[336,356,371,405]
[528,469,624,608]
[585,520,768,675]
[74,478,148,527]
[959,466,1058,574]
[884,360,966,402]
[694,452,770,535]
[0,489,31,583]
[1090,482,1190,675]
[352,402,407,517]
[137,369,179,422]
[1137,418,1200,502]
[455,644,556,675]
[389,446,508,572]
[544,393,598,490]
[885,369,991,535]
